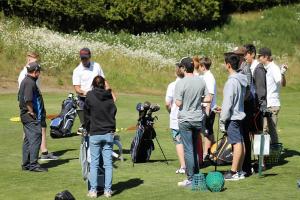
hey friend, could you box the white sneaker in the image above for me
[177,179,192,187]
[104,190,112,198]
[224,171,240,181]
[238,171,246,179]
[87,190,97,198]
[175,168,186,174]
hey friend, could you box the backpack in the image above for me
[209,135,233,165]
[50,94,77,138]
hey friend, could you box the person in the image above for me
[165,63,186,174]
[174,57,210,187]
[220,54,247,181]
[84,76,117,198]
[18,61,48,172]
[257,47,287,144]
[192,56,201,75]
[198,57,217,161]
[18,52,58,160]
[72,48,115,134]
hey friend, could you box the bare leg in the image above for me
[40,127,47,153]
[231,143,244,172]
[176,144,185,168]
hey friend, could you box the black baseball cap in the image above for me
[26,61,41,72]
[177,57,193,68]
[257,47,272,57]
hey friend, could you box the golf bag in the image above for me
[130,102,160,163]
[50,93,78,138]
[209,135,233,165]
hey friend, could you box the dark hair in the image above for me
[225,54,240,71]
[199,57,212,70]
[244,44,256,57]
[92,76,105,89]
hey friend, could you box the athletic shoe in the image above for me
[238,171,246,179]
[40,152,59,160]
[177,179,192,187]
[87,190,97,198]
[104,190,112,198]
[77,127,84,135]
[175,167,186,174]
[224,171,240,181]
[30,166,48,172]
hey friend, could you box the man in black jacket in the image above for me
[18,62,48,172]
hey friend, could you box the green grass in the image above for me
[0,91,300,200]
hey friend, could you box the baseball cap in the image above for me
[26,61,41,72]
[257,47,272,57]
[224,46,246,56]
[177,57,193,68]
[79,48,91,59]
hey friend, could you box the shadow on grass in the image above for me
[146,159,176,163]
[51,148,77,157]
[40,158,77,168]
[113,178,144,196]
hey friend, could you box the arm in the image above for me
[254,67,267,109]
[74,85,86,96]
[83,95,91,132]
[105,80,117,102]
[281,74,286,87]
[175,100,182,107]
[220,81,234,123]
[165,101,171,113]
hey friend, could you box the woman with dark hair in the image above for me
[84,75,117,198]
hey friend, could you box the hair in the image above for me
[175,66,185,78]
[193,56,200,70]
[184,63,194,73]
[199,57,212,70]
[27,52,39,59]
[225,54,240,71]
[244,44,256,57]
[92,76,105,89]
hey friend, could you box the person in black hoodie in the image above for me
[84,75,117,198]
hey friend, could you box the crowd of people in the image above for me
[17,44,287,198]
[165,44,287,185]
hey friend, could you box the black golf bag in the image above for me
[50,93,78,138]
[130,102,160,163]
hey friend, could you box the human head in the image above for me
[175,63,185,78]
[192,56,200,71]
[243,44,256,64]
[178,57,194,73]
[79,48,91,67]
[224,54,240,72]
[224,46,246,67]
[92,75,105,89]
[199,57,212,72]
[257,47,272,65]
[26,61,41,78]
[26,52,39,64]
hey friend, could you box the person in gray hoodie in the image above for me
[220,54,248,181]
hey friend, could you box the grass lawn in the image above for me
[0,90,299,200]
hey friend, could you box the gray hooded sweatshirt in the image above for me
[220,72,248,123]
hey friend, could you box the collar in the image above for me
[26,74,38,81]
[264,61,273,70]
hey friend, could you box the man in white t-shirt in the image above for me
[165,63,185,174]
[72,48,115,109]
[198,57,216,161]
[18,52,58,161]
[257,47,287,144]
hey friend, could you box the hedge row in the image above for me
[1,0,299,32]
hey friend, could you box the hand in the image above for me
[213,106,222,113]
[280,64,288,75]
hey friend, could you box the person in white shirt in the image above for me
[198,57,216,161]
[165,63,186,174]
[257,47,287,144]
[72,48,115,109]
[18,52,58,160]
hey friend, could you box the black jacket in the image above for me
[253,63,267,110]
[83,88,117,135]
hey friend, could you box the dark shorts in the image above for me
[226,120,244,144]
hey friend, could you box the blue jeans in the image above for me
[89,133,114,193]
[179,121,202,181]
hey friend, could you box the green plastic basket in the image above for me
[192,173,208,192]
[264,143,283,165]
[205,171,224,192]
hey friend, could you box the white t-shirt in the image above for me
[165,78,181,130]
[202,70,217,109]
[265,61,281,107]
[72,62,105,94]
[250,59,259,76]
[18,66,40,88]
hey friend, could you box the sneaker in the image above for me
[238,171,246,179]
[40,152,59,160]
[30,166,48,172]
[87,190,97,198]
[177,179,192,187]
[77,127,84,135]
[175,167,186,174]
[104,190,112,198]
[224,171,240,181]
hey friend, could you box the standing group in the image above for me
[165,44,287,185]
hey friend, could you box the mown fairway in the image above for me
[0,90,299,200]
